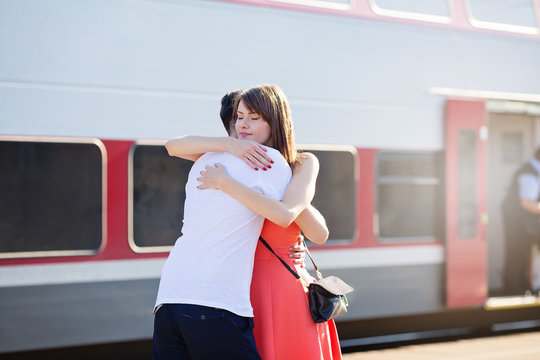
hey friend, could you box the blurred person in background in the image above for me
[501,147,540,295]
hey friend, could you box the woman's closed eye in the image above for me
[237,116,259,121]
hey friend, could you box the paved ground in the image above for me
[343,331,540,360]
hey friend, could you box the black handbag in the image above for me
[258,237,354,323]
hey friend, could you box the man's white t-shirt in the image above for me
[155,147,292,317]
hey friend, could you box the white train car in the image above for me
[1,0,540,355]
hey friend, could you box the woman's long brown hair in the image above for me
[233,85,297,168]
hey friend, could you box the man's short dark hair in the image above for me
[220,90,242,135]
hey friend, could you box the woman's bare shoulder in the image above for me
[297,152,319,165]
[293,152,319,174]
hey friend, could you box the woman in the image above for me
[171,85,342,359]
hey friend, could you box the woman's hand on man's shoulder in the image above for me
[225,137,273,171]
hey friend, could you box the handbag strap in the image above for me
[258,237,300,280]
[302,240,323,280]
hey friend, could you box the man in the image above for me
[152,90,291,359]
[501,147,540,295]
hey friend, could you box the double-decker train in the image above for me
[2,0,540,355]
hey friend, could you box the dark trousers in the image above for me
[152,303,261,360]
[504,228,536,295]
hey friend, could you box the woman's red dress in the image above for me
[250,220,342,360]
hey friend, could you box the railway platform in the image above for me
[343,330,540,359]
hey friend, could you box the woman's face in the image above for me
[235,100,272,146]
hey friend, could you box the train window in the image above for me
[372,0,449,16]
[457,130,477,239]
[370,0,450,23]
[466,0,538,33]
[129,144,192,251]
[304,147,356,243]
[0,139,104,258]
[376,152,444,242]
[269,0,352,11]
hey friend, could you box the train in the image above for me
[2,0,540,355]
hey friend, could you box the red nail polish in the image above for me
[270,160,274,164]
[254,168,259,171]
[262,168,267,171]
[267,165,272,169]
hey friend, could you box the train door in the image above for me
[486,109,540,296]
[445,99,488,307]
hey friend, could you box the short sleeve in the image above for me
[518,173,540,201]
[254,149,291,200]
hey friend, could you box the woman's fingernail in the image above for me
[267,165,272,169]
[262,168,267,171]
[270,160,274,164]
[254,168,259,171]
